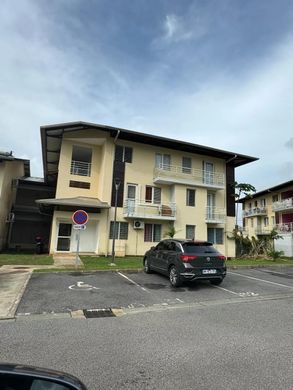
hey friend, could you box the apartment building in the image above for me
[0,151,30,251]
[36,121,257,258]
[241,180,293,256]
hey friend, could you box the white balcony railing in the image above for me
[70,160,91,177]
[123,199,176,220]
[205,207,225,223]
[153,164,225,189]
[251,223,293,235]
[272,198,293,212]
[242,207,267,218]
[275,222,293,233]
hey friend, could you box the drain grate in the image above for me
[83,308,115,318]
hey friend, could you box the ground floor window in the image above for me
[109,221,129,240]
[186,225,195,240]
[144,224,161,242]
[57,223,72,251]
[207,228,223,245]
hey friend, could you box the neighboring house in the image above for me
[8,177,55,252]
[241,180,293,256]
[36,121,257,258]
[0,151,30,251]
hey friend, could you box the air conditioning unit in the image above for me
[133,220,144,230]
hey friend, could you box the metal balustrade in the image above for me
[205,207,225,223]
[123,199,176,220]
[70,160,91,177]
[272,198,293,212]
[154,164,225,188]
[242,207,267,217]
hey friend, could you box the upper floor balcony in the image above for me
[242,207,267,218]
[272,198,293,212]
[254,223,293,235]
[123,199,176,221]
[275,222,293,233]
[153,165,225,190]
[70,160,91,177]
[205,207,225,224]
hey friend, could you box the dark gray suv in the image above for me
[143,239,226,287]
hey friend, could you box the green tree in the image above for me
[232,182,256,228]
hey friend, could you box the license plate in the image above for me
[202,269,217,274]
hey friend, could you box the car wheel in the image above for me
[210,278,223,285]
[144,258,152,274]
[169,266,182,287]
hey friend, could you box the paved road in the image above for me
[1,293,292,389]
[16,267,293,315]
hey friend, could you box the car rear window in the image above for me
[182,243,219,254]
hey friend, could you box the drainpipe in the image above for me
[114,129,120,144]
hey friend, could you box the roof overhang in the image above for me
[239,180,293,202]
[41,121,258,184]
[36,196,110,209]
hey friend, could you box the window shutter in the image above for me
[216,228,223,244]
[115,145,124,162]
[124,147,133,163]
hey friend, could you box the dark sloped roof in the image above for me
[40,121,258,184]
[239,180,293,202]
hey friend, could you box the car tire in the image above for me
[144,258,152,274]
[169,266,182,287]
[210,278,223,285]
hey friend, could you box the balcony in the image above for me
[123,199,176,220]
[255,226,273,235]
[205,207,225,224]
[70,160,91,177]
[242,207,267,218]
[153,165,225,189]
[275,222,293,233]
[272,198,293,212]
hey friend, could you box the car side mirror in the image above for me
[0,364,87,389]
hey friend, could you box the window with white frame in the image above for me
[109,222,129,240]
[203,161,214,184]
[186,225,195,240]
[264,217,269,226]
[207,228,223,244]
[155,153,171,170]
[144,224,162,242]
[71,145,92,177]
[182,157,192,174]
[272,194,278,202]
[260,199,266,207]
[145,186,161,204]
[127,184,137,199]
[186,189,195,206]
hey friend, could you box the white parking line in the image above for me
[117,272,150,293]
[229,271,293,290]
[212,285,241,296]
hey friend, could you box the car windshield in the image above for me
[182,243,219,254]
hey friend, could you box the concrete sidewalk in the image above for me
[0,269,32,320]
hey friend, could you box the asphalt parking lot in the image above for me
[16,266,293,315]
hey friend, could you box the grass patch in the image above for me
[81,256,143,270]
[226,257,293,266]
[0,253,53,266]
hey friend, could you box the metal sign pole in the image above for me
[75,230,81,269]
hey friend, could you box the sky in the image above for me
[0,0,292,191]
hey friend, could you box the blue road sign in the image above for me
[72,210,89,225]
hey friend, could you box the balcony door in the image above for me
[155,153,171,170]
[207,192,215,219]
[127,184,137,215]
[203,162,214,184]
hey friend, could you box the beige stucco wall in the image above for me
[50,130,234,257]
[0,161,25,250]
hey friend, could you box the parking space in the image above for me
[16,267,293,315]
